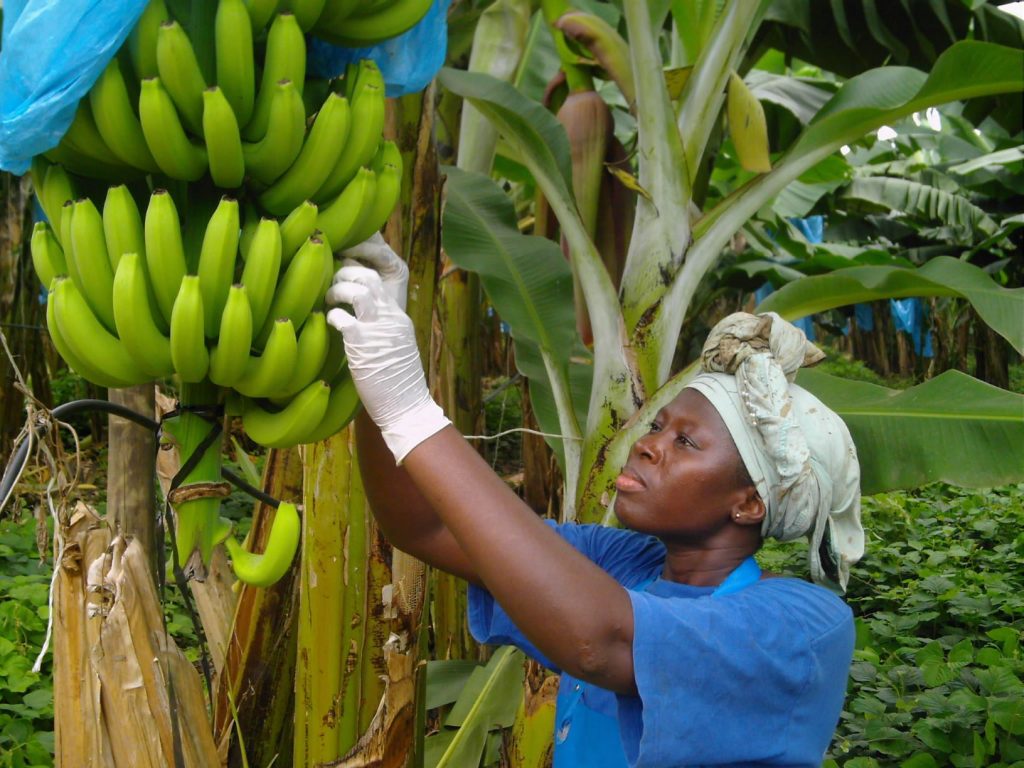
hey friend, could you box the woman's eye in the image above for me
[648,421,661,433]
[676,434,693,447]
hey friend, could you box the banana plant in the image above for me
[438,2,1024,527]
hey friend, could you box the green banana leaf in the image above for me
[427,646,525,768]
[441,165,583,469]
[425,659,485,710]
[795,369,1024,494]
[840,176,999,244]
[745,69,835,125]
[755,257,1024,355]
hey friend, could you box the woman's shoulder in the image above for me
[741,576,854,639]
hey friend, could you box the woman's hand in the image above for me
[331,232,409,309]
[325,261,449,463]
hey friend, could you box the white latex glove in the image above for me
[326,232,409,311]
[325,264,449,463]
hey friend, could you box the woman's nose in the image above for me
[633,434,660,462]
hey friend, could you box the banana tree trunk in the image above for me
[214,446,303,767]
[107,385,156,575]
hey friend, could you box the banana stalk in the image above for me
[214,447,303,766]
[555,10,635,111]
[503,662,558,767]
[165,380,225,578]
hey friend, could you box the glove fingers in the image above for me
[328,281,378,320]
[326,307,357,332]
[344,236,407,277]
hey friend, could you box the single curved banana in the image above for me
[170,275,210,383]
[341,140,402,247]
[258,92,351,216]
[315,167,376,251]
[233,318,298,398]
[68,197,117,333]
[202,87,246,188]
[139,77,209,182]
[197,196,241,338]
[30,222,68,290]
[292,364,361,444]
[256,234,331,345]
[315,61,385,203]
[215,0,255,126]
[144,189,188,326]
[313,0,432,46]
[59,202,78,285]
[209,284,254,387]
[279,199,318,266]
[224,500,301,586]
[243,0,280,31]
[311,0,360,36]
[112,252,175,378]
[244,12,306,141]
[239,217,282,333]
[275,311,329,399]
[242,379,330,448]
[129,0,170,80]
[32,160,75,236]
[52,277,150,386]
[241,79,305,186]
[156,20,208,134]
[317,322,346,381]
[239,200,261,260]
[89,58,160,173]
[103,185,146,272]
[46,280,137,389]
[284,0,328,30]
[62,102,129,168]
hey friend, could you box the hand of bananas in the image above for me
[27,0,423,583]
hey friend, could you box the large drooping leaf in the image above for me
[755,257,1024,354]
[840,176,999,243]
[442,166,583,475]
[745,69,835,125]
[796,369,1024,494]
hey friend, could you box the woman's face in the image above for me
[613,388,756,542]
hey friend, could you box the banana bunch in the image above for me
[312,0,435,46]
[29,169,367,451]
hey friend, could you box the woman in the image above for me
[326,235,865,767]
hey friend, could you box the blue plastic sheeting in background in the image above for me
[754,283,816,341]
[0,0,148,173]
[890,297,934,357]
[788,215,823,245]
[853,303,874,332]
[308,0,451,97]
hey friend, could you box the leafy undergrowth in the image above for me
[761,483,1024,768]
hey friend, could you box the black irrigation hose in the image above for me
[0,398,281,512]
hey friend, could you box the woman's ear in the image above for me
[731,489,766,526]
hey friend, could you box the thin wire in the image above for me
[462,427,581,442]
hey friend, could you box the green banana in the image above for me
[292,363,361,444]
[209,284,254,387]
[68,197,117,333]
[279,199,318,266]
[103,185,146,272]
[311,0,360,36]
[30,223,68,290]
[144,189,188,326]
[339,140,401,247]
[315,60,384,201]
[156,20,208,134]
[89,58,161,172]
[197,196,241,338]
[202,87,246,188]
[275,311,329,398]
[224,500,301,586]
[51,277,150,386]
[239,217,282,333]
[241,79,306,186]
[313,0,432,46]
[234,318,298,398]
[242,379,330,448]
[32,160,75,237]
[169,275,210,383]
[62,101,129,167]
[112,252,175,378]
[257,92,351,216]
[315,167,376,251]
[316,320,346,381]
[46,280,137,389]
[282,0,328,30]
[215,0,255,126]
[244,12,306,141]
[257,234,331,345]
[239,200,261,260]
[139,77,209,181]
[243,0,280,31]
[59,202,78,286]
[128,0,171,80]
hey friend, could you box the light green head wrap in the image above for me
[685,312,864,593]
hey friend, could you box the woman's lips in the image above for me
[615,467,646,492]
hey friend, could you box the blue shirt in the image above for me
[468,523,855,767]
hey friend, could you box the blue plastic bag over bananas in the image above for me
[0,0,450,174]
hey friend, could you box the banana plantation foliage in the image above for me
[0,0,1021,766]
